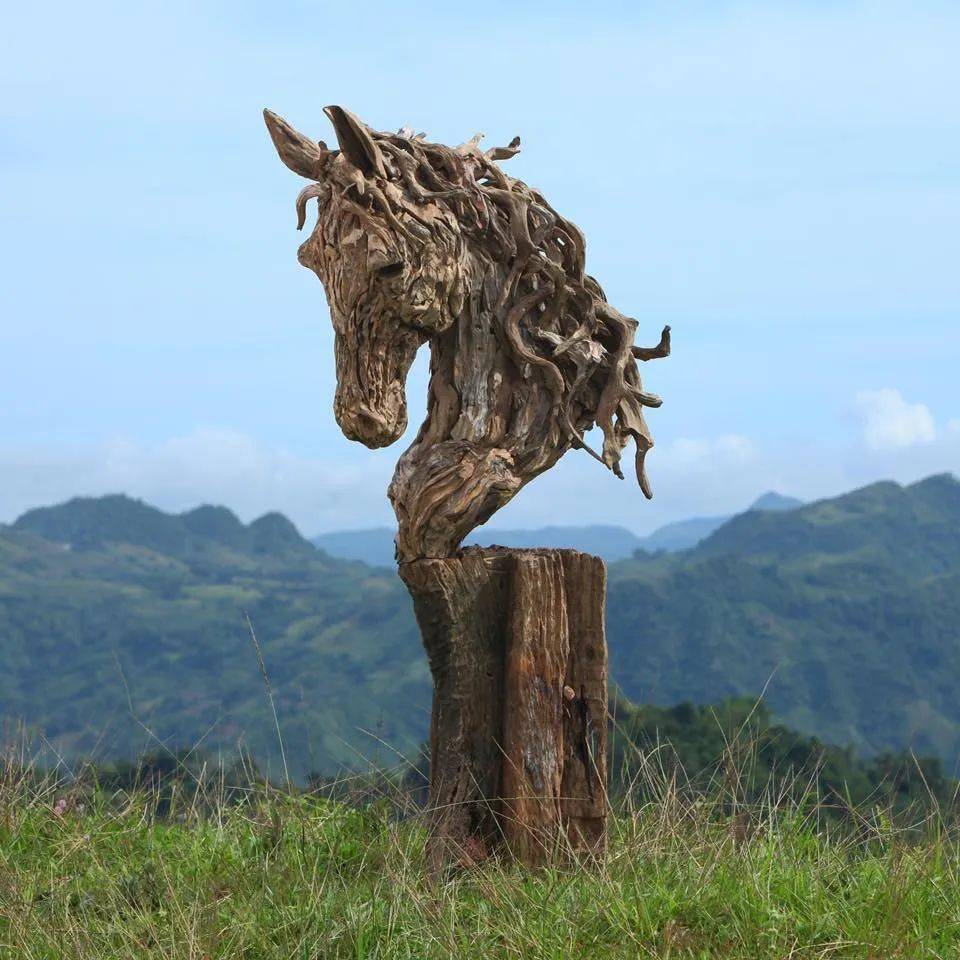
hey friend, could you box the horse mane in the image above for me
[277,100,671,497]
[358,125,671,497]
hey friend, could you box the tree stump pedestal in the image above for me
[399,547,608,869]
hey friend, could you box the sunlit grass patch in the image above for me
[2,744,960,959]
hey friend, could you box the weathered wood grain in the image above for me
[263,105,669,562]
[559,550,608,854]
[399,551,511,870]
[401,548,607,867]
[500,553,568,864]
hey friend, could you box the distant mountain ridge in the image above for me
[311,491,804,566]
[3,474,959,776]
[635,491,802,553]
[14,494,313,559]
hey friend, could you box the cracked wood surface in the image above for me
[400,548,607,867]
[264,105,669,563]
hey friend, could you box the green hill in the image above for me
[1,474,959,777]
[1,496,429,779]
[607,473,960,767]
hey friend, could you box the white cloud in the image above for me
[0,429,397,535]
[2,420,956,542]
[476,431,770,535]
[0,428,767,538]
[856,389,936,451]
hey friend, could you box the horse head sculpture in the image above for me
[265,106,670,562]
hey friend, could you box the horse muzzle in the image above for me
[334,390,407,448]
[331,327,421,449]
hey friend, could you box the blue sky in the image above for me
[2,1,958,534]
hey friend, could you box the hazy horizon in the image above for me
[9,474,956,541]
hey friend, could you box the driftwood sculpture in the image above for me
[265,105,669,866]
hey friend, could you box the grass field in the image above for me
[2,749,959,960]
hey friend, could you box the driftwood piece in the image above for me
[263,105,669,563]
[264,104,667,866]
[400,548,607,868]
[398,551,510,866]
[559,551,608,850]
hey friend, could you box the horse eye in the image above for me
[376,261,404,279]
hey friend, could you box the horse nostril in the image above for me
[376,261,404,279]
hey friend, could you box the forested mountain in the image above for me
[610,697,955,813]
[1,496,429,779]
[1,474,958,777]
[607,473,960,766]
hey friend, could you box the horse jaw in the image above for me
[331,323,424,449]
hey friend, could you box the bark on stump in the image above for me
[399,546,607,869]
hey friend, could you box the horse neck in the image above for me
[419,292,509,446]
[419,280,562,466]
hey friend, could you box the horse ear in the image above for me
[323,105,387,179]
[263,109,328,180]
